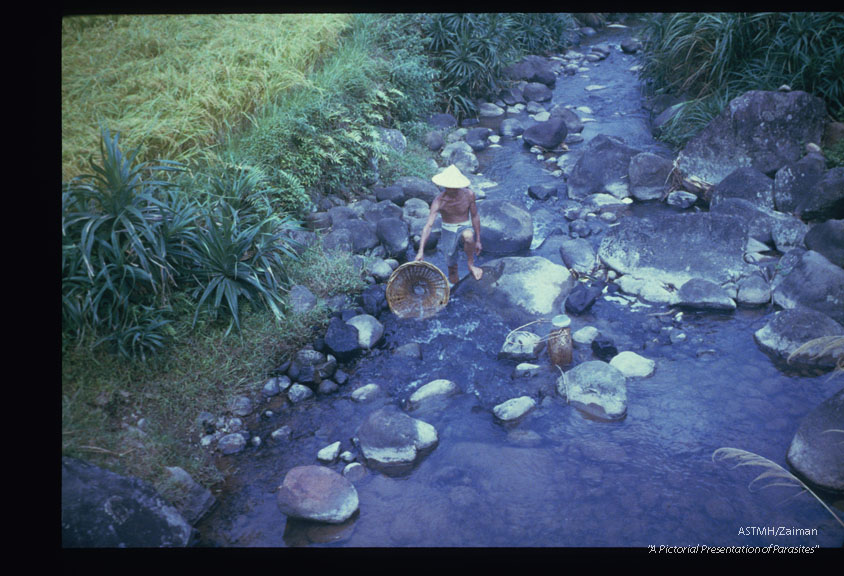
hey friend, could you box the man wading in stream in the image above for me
[415,164,484,285]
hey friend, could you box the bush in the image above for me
[639,12,844,148]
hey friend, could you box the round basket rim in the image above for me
[385,260,450,319]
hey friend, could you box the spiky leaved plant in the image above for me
[712,447,844,529]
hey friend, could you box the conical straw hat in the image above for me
[431,164,470,189]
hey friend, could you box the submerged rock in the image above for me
[407,379,460,410]
[276,465,359,524]
[355,406,438,474]
[559,360,627,421]
[493,396,537,422]
[676,278,736,311]
[786,390,844,494]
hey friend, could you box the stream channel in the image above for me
[195,25,844,548]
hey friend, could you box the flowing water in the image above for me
[195,26,843,548]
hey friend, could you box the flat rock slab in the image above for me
[276,465,359,524]
[559,360,627,422]
[598,212,752,288]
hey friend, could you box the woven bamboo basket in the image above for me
[385,261,450,319]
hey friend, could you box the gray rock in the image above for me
[343,462,367,483]
[346,314,385,350]
[505,55,557,86]
[321,228,354,253]
[288,384,315,404]
[599,212,752,288]
[773,152,826,214]
[754,308,844,369]
[568,134,641,199]
[407,379,460,410]
[428,112,457,129]
[323,316,361,362]
[528,183,560,201]
[331,219,379,253]
[499,118,525,138]
[276,465,359,524]
[355,406,438,474]
[317,441,342,463]
[351,383,381,402]
[771,214,809,252]
[374,185,407,206]
[523,117,568,150]
[797,167,844,222]
[395,176,440,205]
[549,105,584,134]
[61,457,194,547]
[288,285,318,315]
[362,200,403,225]
[228,395,253,417]
[736,274,772,307]
[218,433,247,455]
[368,259,395,282]
[454,256,576,325]
[677,278,736,311]
[476,199,533,256]
[493,396,537,422]
[499,331,544,361]
[378,127,406,153]
[559,360,627,421]
[804,219,844,268]
[708,167,775,210]
[478,102,505,117]
[666,190,698,209]
[523,82,553,103]
[628,152,673,201]
[676,90,826,186]
[786,390,844,493]
[262,377,281,398]
[163,466,217,525]
[465,127,493,151]
[394,342,423,359]
[772,250,844,325]
[609,351,655,378]
[573,326,599,347]
[558,237,598,275]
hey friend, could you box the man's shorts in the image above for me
[440,221,473,267]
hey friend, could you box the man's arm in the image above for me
[415,197,441,261]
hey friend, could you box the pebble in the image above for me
[288,384,314,404]
[351,383,381,402]
[343,462,367,482]
[218,433,246,455]
[271,426,292,442]
[573,326,599,346]
[317,441,342,463]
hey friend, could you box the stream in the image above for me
[195,25,844,548]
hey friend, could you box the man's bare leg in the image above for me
[462,230,484,280]
[448,264,459,285]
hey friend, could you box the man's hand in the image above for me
[414,252,424,262]
[475,240,483,256]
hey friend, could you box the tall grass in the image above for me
[639,12,844,148]
[62,14,351,182]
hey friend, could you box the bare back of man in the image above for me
[416,186,484,283]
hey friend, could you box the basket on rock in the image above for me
[386,261,450,319]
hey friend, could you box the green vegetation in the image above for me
[638,12,844,148]
[420,13,577,119]
[61,12,582,500]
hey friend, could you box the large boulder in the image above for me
[331,219,379,253]
[804,219,844,269]
[710,196,805,247]
[628,152,673,201]
[568,134,641,199]
[276,465,359,524]
[465,127,493,152]
[355,406,438,474]
[772,250,844,325]
[62,457,194,547]
[505,55,557,86]
[772,153,826,214]
[598,212,752,288]
[708,167,775,209]
[454,256,575,325]
[395,176,440,205]
[549,104,584,134]
[676,90,826,186]
[376,217,410,259]
[753,308,844,369]
[676,278,736,312]
[558,237,598,275]
[476,199,533,256]
[558,361,627,422]
[323,317,361,362]
[786,390,844,493]
[345,314,385,350]
[796,167,844,222]
[362,200,403,225]
[522,117,568,150]
[522,81,553,103]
